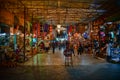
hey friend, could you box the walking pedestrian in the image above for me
[70,44,75,56]
[52,42,56,54]
[63,46,73,66]
[44,41,50,53]
[77,44,83,55]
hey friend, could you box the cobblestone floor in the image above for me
[24,48,105,66]
[0,63,120,80]
[0,48,120,80]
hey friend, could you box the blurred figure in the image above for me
[39,42,45,51]
[77,44,83,55]
[52,41,56,54]
[73,43,78,56]
[93,39,99,57]
[70,44,75,56]
[63,46,73,66]
[102,41,113,62]
[44,41,50,53]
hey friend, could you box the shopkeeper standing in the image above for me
[102,41,113,62]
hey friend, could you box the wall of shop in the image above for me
[0,9,14,26]
[78,24,86,33]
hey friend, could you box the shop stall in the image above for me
[0,23,10,46]
[110,48,120,62]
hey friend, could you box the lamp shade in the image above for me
[57,24,61,28]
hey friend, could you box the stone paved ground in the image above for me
[0,49,120,80]
[0,63,120,80]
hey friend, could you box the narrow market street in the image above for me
[1,0,120,80]
[24,48,105,66]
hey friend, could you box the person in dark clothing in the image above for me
[52,42,56,54]
[70,44,75,56]
[77,44,83,55]
[63,46,73,66]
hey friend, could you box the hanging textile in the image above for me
[37,23,41,37]
[49,25,53,32]
[69,25,73,33]
[44,23,49,32]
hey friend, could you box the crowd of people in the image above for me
[1,37,118,67]
[38,39,93,57]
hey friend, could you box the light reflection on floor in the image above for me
[24,48,106,66]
